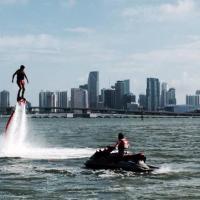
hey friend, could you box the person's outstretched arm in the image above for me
[12,71,17,83]
[24,73,29,83]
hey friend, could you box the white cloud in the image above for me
[160,0,194,15]
[1,33,200,105]
[112,38,200,103]
[122,0,197,22]
[65,27,95,34]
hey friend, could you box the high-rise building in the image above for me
[138,94,146,110]
[104,89,116,109]
[167,88,176,105]
[71,88,88,109]
[161,82,168,108]
[114,79,131,109]
[39,91,56,108]
[46,92,56,107]
[56,91,68,108]
[115,81,125,109]
[88,71,99,108]
[124,79,130,95]
[123,93,136,109]
[39,91,68,109]
[146,78,160,111]
[186,95,199,106]
[0,90,10,111]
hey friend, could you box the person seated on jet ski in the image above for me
[114,133,129,156]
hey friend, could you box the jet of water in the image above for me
[1,102,27,156]
[0,102,94,159]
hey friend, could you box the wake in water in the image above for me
[152,164,188,174]
[0,102,94,159]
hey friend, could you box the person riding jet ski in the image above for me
[85,133,158,172]
[114,133,129,157]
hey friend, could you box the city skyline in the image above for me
[1,0,200,105]
[1,71,200,107]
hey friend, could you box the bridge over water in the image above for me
[1,106,200,117]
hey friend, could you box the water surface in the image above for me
[0,117,199,199]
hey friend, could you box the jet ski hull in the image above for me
[85,148,158,173]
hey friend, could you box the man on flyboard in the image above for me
[12,65,29,102]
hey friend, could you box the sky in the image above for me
[0,0,200,106]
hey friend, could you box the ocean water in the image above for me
[0,116,199,199]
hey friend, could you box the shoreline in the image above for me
[1,113,200,119]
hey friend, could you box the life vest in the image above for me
[118,138,129,150]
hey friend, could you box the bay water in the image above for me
[0,116,199,199]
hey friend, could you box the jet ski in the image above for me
[85,146,159,173]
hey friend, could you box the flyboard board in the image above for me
[4,98,26,135]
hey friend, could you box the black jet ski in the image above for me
[85,146,158,173]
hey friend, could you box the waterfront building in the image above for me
[0,90,10,112]
[104,89,116,109]
[39,90,68,111]
[113,79,131,109]
[100,88,106,104]
[186,95,199,106]
[127,103,138,111]
[146,78,160,111]
[123,79,130,95]
[71,88,88,109]
[39,91,56,108]
[88,71,99,108]
[165,105,195,113]
[123,93,136,109]
[167,88,176,105]
[56,91,68,108]
[115,81,125,109]
[160,82,168,108]
[138,94,146,110]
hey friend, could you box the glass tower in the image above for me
[88,71,99,108]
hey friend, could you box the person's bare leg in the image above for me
[17,82,22,101]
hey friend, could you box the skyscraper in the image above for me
[115,81,125,109]
[186,95,199,106]
[114,79,131,109]
[123,79,130,95]
[0,90,10,110]
[123,93,136,109]
[167,88,176,105]
[71,88,88,109]
[56,91,68,108]
[39,91,55,108]
[104,89,116,109]
[138,94,146,110]
[161,82,167,108]
[88,71,99,108]
[146,78,160,111]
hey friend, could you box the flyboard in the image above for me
[4,98,26,136]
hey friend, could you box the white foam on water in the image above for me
[0,103,94,160]
[153,164,185,174]
[153,165,172,174]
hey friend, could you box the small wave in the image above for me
[153,164,185,174]
[96,170,123,178]
[35,168,76,176]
